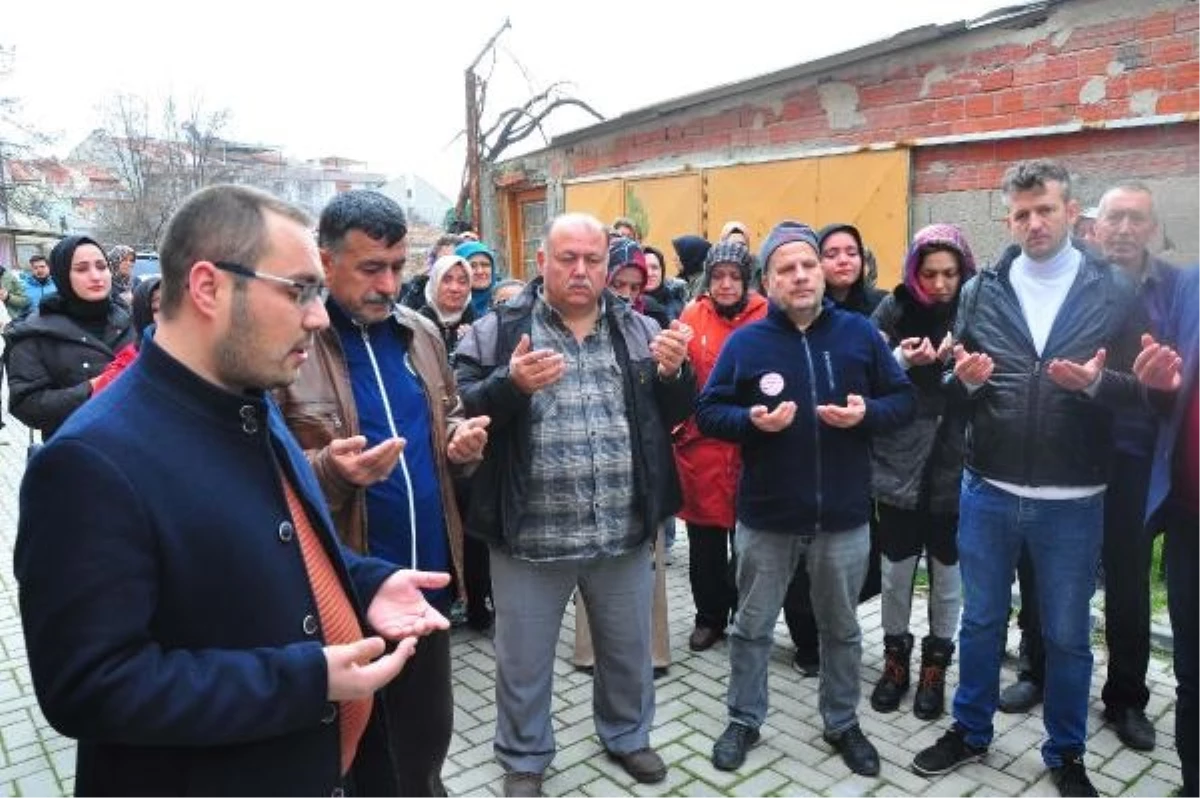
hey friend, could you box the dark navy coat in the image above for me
[1146,265,1199,525]
[15,339,400,796]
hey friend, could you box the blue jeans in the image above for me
[952,471,1103,768]
[727,522,869,735]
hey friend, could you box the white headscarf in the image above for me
[424,254,471,324]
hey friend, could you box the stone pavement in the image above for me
[0,413,1181,797]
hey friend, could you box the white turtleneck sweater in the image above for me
[1009,241,1081,355]
[986,241,1106,500]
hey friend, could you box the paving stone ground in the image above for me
[0,415,1181,797]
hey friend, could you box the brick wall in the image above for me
[559,0,1197,178]
[492,0,1199,266]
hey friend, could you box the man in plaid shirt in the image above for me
[455,212,695,798]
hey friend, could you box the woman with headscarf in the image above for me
[643,244,688,323]
[6,235,134,439]
[672,240,768,652]
[417,255,476,357]
[818,222,888,316]
[671,234,712,300]
[867,223,977,721]
[454,240,498,320]
[87,275,163,397]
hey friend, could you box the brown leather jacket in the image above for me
[276,304,467,601]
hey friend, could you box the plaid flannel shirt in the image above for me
[511,295,641,561]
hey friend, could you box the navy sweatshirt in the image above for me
[695,300,915,533]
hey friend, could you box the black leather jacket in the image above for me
[954,245,1145,487]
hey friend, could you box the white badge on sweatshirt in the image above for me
[759,372,785,396]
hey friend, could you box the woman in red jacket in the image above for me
[674,241,768,651]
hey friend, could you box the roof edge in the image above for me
[548,1,1053,150]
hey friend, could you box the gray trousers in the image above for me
[491,544,656,774]
[573,525,671,669]
[727,522,870,735]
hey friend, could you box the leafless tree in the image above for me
[92,93,235,248]
[0,44,66,231]
[454,22,605,229]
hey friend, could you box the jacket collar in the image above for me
[990,242,1107,286]
[138,337,275,440]
[765,296,835,332]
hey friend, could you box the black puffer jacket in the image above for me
[453,279,695,552]
[416,302,477,361]
[870,286,967,513]
[6,303,133,438]
[954,245,1145,486]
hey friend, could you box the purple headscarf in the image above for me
[903,224,977,307]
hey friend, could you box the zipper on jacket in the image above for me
[358,323,419,569]
[1023,358,1041,485]
[822,351,836,394]
[801,334,823,533]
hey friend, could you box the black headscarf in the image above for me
[671,235,712,281]
[131,275,161,347]
[44,235,113,325]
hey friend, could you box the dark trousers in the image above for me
[1101,453,1154,711]
[456,479,492,628]
[687,522,737,631]
[1015,453,1153,708]
[463,534,493,626]
[1015,544,1045,684]
[381,628,452,796]
[785,510,880,658]
[1165,505,1198,796]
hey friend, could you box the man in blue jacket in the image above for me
[697,220,915,778]
[912,160,1146,798]
[15,184,450,795]
[1132,265,1198,797]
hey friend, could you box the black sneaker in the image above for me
[1051,755,1098,797]
[1104,706,1156,751]
[712,722,760,771]
[824,724,880,777]
[912,725,987,776]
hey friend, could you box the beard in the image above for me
[214,287,297,391]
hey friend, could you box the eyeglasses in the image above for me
[212,261,327,307]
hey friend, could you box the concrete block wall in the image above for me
[913,123,1200,264]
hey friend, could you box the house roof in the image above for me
[550,1,1054,149]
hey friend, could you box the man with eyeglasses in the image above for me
[15,184,451,795]
[276,189,489,796]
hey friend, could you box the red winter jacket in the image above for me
[673,292,768,528]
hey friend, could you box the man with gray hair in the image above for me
[455,212,695,797]
[912,161,1147,797]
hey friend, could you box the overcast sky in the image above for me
[4,0,1007,199]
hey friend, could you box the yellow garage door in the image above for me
[705,159,820,255]
[705,150,910,289]
[564,180,624,229]
[625,174,702,277]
